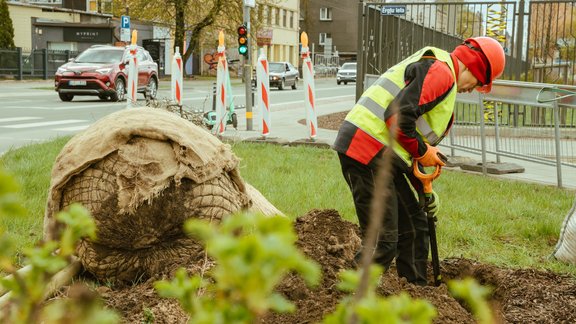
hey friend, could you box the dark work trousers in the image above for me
[338,152,429,285]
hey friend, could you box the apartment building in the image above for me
[254,0,300,68]
[299,0,358,62]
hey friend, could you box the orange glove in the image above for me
[415,144,447,167]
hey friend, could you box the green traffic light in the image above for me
[239,46,248,55]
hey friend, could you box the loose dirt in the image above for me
[92,209,576,323]
[65,112,576,323]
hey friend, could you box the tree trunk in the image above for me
[174,0,187,56]
[181,0,224,76]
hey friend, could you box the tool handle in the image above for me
[412,161,441,194]
[428,215,442,286]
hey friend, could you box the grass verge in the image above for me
[1,138,575,275]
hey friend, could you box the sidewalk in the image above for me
[220,96,576,191]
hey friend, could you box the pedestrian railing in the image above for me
[448,80,576,188]
[0,48,78,80]
[363,74,576,188]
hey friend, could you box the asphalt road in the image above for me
[0,78,356,154]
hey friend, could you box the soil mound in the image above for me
[92,209,576,323]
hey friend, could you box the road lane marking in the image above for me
[51,103,125,110]
[0,92,54,98]
[53,125,90,132]
[1,103,124,110]
[0,117,42,123]
[1,120,87,129]
[269,94,354,107]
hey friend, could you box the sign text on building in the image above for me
[63,28,112,43]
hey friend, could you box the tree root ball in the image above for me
[44,108,262,282]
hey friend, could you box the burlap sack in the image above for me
[44,108,281,281]
[553,195,576,264]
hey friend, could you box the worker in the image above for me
[333,37,505,285]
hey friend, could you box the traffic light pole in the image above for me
[243,5,253,131]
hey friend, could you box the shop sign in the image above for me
[64,28,112,43]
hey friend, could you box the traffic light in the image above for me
[237,24,248,57]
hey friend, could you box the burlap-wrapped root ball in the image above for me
[44,108,282,282]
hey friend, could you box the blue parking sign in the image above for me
[121,16,130,29]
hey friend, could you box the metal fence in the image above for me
[313,53,340,77]
[0,48,78,80]
[450,81,576,188]
[358,1,576,187]
[357,0,576,99]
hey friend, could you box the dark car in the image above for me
[336,62,357,85]
[54,45,158,102]
[269,62,299,90]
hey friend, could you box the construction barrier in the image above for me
[171,47,183,106]
[256,50,271,137]
[126,30,138,108]
[215,31,228,135]
[301,32,317,139]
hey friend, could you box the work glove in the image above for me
[424,190,440,216]
[415,144,447,167]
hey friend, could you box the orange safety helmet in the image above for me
[469,36,506,93]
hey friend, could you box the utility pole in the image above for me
[243,0,254,130]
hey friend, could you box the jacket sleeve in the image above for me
[384,57,455,158]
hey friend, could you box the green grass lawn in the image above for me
[1,138,575,275]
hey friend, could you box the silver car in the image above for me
[269,62,299,90]
[336,62,357,85]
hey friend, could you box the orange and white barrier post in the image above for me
[256,50,271,138]
[215,30,228,135]
[126,30,138,108]
[171,46,183,106]
[301,32,317,140]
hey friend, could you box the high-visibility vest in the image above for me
[345,47,457,166]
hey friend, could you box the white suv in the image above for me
[336,62,357,85]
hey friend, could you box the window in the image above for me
[319,33,331,45]
[266,6,271,25]
[87,0,113,14]
[320,7,332,21]
[290,11,294,28]
[88,0,97,12]
[137,50,148,63]
[274,7,280,26]
[282,9,287,27]
[258,5,264,22]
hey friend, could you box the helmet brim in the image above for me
[476,83,492,93]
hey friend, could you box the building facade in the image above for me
[299,0,358,63]
[7,1,172,74]
[255,0,300,68]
